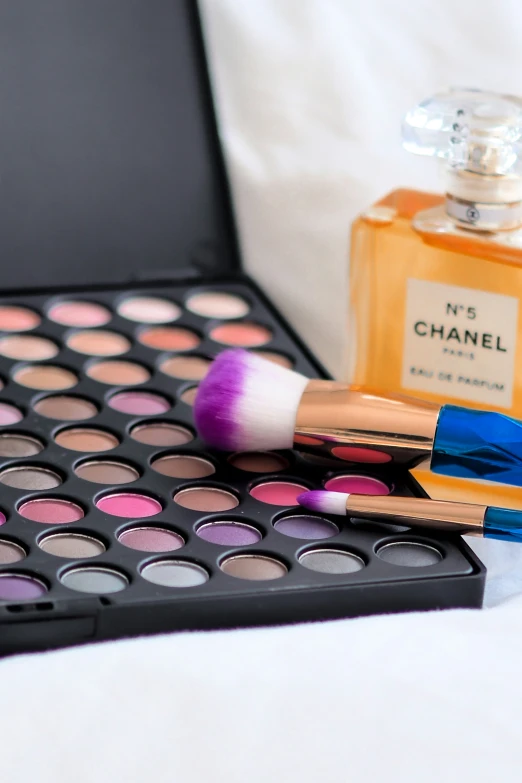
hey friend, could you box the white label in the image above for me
[402,279,519,408]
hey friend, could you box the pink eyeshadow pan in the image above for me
[331,446,392,464]
[0,306,40,332]
[108,391,170,415]
[96,493,162,518]
[0,513,6,526]
[324,475,391,495]
[118,526,184,552]
[18,498,84,524]
[48,301,111,327]
[210,322,272,348]
[249,481,307,506]
[0,403,23,425]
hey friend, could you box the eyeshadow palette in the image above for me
[0,0,485,653]
[0,280,484,653]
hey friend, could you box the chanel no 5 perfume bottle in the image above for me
[349,88,522,421]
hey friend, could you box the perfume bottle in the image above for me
[349,88,522,421]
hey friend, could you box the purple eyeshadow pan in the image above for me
[196,521,262,546]
[274,515,339,540]
[0,574,47,601]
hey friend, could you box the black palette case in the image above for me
[0,0,485,654]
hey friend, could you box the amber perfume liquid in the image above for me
[349,188,522,414]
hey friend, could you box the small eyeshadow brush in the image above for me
[297,490,522,544]
[194,348,522,487]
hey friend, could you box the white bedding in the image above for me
[5,2,522,780]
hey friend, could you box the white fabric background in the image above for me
[4,2,522,781]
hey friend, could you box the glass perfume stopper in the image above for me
[402,88,522,177]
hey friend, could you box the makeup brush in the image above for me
[297,490,522,543]
[194,348,522,487]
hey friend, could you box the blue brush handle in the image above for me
[432,404,522,487]
[484,507,522,542]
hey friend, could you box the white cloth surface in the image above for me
[5,2,522,781]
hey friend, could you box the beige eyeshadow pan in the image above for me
[117,296,181,324]
[67,330,130,357]
[14,365,78,390]
[159,355,211,380]
[186,291,249,319]
[34,395,98,421]
[130,422,193,447]
[173,487,238,512]
[86,360,150,385]
[54,427,119,452]
[152,455,215,479]
[74,460,139,484]
[0,335,59,361]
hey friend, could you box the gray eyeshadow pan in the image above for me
[61,567,128,594]
[0,434,44,458]
[299,549,365,575]
[377,542,443,567]
[141,560,209,588]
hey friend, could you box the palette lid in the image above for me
[0,0,239,291]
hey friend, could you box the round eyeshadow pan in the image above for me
[61,567,128,594]
[229,452,288,473]
[0,466,62,491]
[274,515,339,540]
[179,386,198,406]
[0,574,47,600]
[331,446,392,464]
[48,301,111,328]
[141,560,209,588]
[74,460,140,485]
[0,513,6,526]
[0,541,26,565]
[324,475,391,495]
[86,360,150,385]
[159,355,211,380]
[210,322,272,347]
[196,521,261,547]
[138,326,200,352]
[39,533,105,559]
[117,296,181,324]
[377,541,443,567]
[14,365,78,391]
[96,493,162,518]
[0,306,40,332]
[34,395,98,421]
[54,428,119,452]
[130,422,193,447]
[186,291,249,319]
[0,434,44,458]
[299,549,365,574]
[108,391,170,416]
[18,498,84,524]
[67,330,130,357]
[249,481,307,506]
[255,351,294,369]
[0,403,23,425]
[151,454,215,479]
[118,526,184,553]
[0,335,59,361]
[173,487,239,512]
[220,554,287,581]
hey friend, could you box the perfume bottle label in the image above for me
[402,279,518,407]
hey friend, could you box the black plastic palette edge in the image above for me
[0,276,486,656]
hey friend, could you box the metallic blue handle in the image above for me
[432,404,522,486]
[484,507,522,542]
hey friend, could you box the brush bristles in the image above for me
[297,491,349,516]
[194,349,309,451]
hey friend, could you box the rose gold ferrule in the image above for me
[347,494,486,535]
[295,383,441,466]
